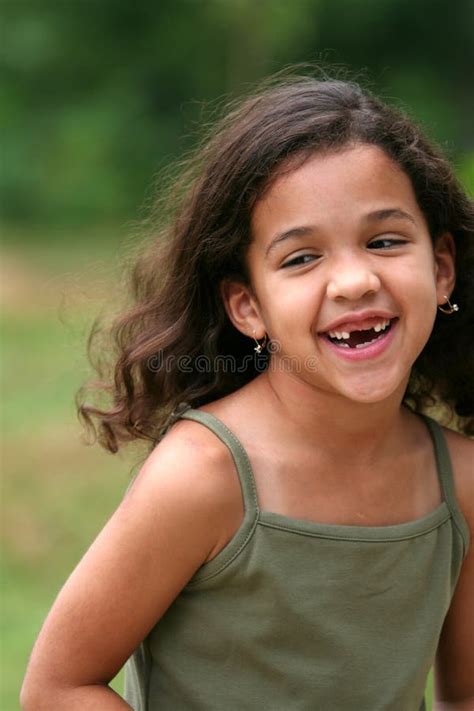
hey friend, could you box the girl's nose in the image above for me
[326,259,381,302]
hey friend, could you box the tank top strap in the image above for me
[421,414,470,552]
[177,407,260,518]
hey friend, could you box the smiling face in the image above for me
[222,144,455,405]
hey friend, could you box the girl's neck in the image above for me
[252,370,410,463]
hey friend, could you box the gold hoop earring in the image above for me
[253,330,268,354]
[438,295,459,315]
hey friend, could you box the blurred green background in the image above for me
[2,0,473,708]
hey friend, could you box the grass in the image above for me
[1,232,134,708]
[1,230,434,709]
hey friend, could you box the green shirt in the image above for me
[124,408,469,710]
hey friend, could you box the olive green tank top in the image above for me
[124,408,469,711]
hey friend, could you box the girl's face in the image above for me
[223,144,455,405]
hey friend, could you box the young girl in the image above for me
[22,73,473,710]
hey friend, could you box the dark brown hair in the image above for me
[78,71,474,451]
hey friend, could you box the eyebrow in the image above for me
[264,207,416,258]
[364,208,416,225]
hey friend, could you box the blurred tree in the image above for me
[1,0,472,232]
[310,0,474,145]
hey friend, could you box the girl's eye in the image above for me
[368,238,407,250]
[281,254,318,268]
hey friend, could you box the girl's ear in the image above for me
[434,233,456,304]
[220,279,266,338]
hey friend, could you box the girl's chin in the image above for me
[330,373,408,405]
[301,360,407,404]
[270,358,410,405]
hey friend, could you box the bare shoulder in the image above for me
[136,415,243,508]
[442,427,474,529]
[127,416,244,560]
[435,428,474,703]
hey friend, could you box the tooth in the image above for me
[374,319,390,333]
[330,320,392,340]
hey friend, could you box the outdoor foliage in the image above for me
[2,0,473,230]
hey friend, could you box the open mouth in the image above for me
[322,317,397,349]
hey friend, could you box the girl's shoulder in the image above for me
[134,414,245,561]
[435,427,474,700]
[442,426,474,531]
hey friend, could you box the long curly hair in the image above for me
[78,71,474,452]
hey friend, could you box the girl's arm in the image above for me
[434,432,474,710]
[20,420,242,710]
